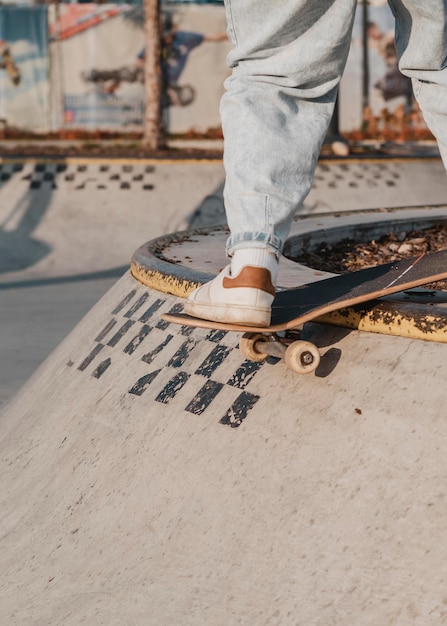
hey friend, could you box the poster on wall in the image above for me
[0,7,49,132]
[339,3,429,140]
[48,4,230,133]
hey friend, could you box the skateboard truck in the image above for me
[239,331,321,374]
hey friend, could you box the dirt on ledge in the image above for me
[293,223,447,291]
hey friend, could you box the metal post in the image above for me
[362,0,370,113]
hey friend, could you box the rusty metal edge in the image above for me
[130,217,447,342]
[317,300,447,342]
[130,226,225,297]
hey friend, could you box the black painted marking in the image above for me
[43,172,54,181]
[155,372,190,404]
[1,172,10,181]
[185,380,224,415]
[124,324,152,355]
[156,303,183,330]
[139,298,165,323]
[67,360,74,367]
[112,290,137,314]
[110,173,120,180]
[180,325,195,337]
[100,164,109,172]
[167,340,196,368]
[78,344,104,371]
[124,293,150,318]
[65,173,75,181]
[123,165,133,173]
[133,174,143,181]
[77,164,87,172]
[195,345,231,378]
[13,163,23,172]
[220,391,260,428]
[143,184,154,190]
[35,163,45,172]
[95,319,117,343]
[205,329,228,343]
[128,369,161,396]
[107,320,135,347]
[227,361,263,389]
[92,358,112,379]
[145,165,155,173]
[156,320,170,332]
[142,334,173,365]
[120,182,131,189]
[56,163,67,172]
[30,180,41,189]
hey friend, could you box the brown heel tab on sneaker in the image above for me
[223,266,276,296]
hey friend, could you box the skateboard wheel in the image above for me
[284,341,320,374]
[239,333,269,362]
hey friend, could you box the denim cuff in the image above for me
[226,232,282,257]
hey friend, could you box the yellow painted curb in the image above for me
[317,300,447,342]
[130,262,200,299]
[132,256,447,343]
[130,212,447,343]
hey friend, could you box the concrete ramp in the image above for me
[3,211,447,624]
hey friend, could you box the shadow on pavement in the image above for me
[0,163,59,273]
[0,265,128,290]
[187,181,226,228]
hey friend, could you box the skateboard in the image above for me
[162,249,447,373]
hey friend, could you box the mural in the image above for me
[339,3,429,141]
[0,7,49,131]
[0,2,431,141]
[48,4,229,133]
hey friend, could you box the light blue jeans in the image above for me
[221,0,447,257]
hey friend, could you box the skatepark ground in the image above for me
[0,157,226,409]
[1,148,446,409]
[1,147,447,624]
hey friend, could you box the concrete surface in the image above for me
[0,278,117,410]
[1,154,447,624]
[1,156,446,407]
[3,228,447,624]
[0,159,225,409]
[0,158,447,407]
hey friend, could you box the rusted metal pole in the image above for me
[143,0,165,150]
[362,0,370,113]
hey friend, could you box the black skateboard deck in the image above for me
[162,249,447,333]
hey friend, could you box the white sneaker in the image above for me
[184,264,276,326]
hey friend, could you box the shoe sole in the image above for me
[184,300,271,327]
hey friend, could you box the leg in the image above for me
[388,0,447,167]
[222,0,357,257]
[185,0,357,326]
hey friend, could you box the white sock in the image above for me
[231,248,279,282]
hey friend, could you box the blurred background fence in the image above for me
[0,1,433,141]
